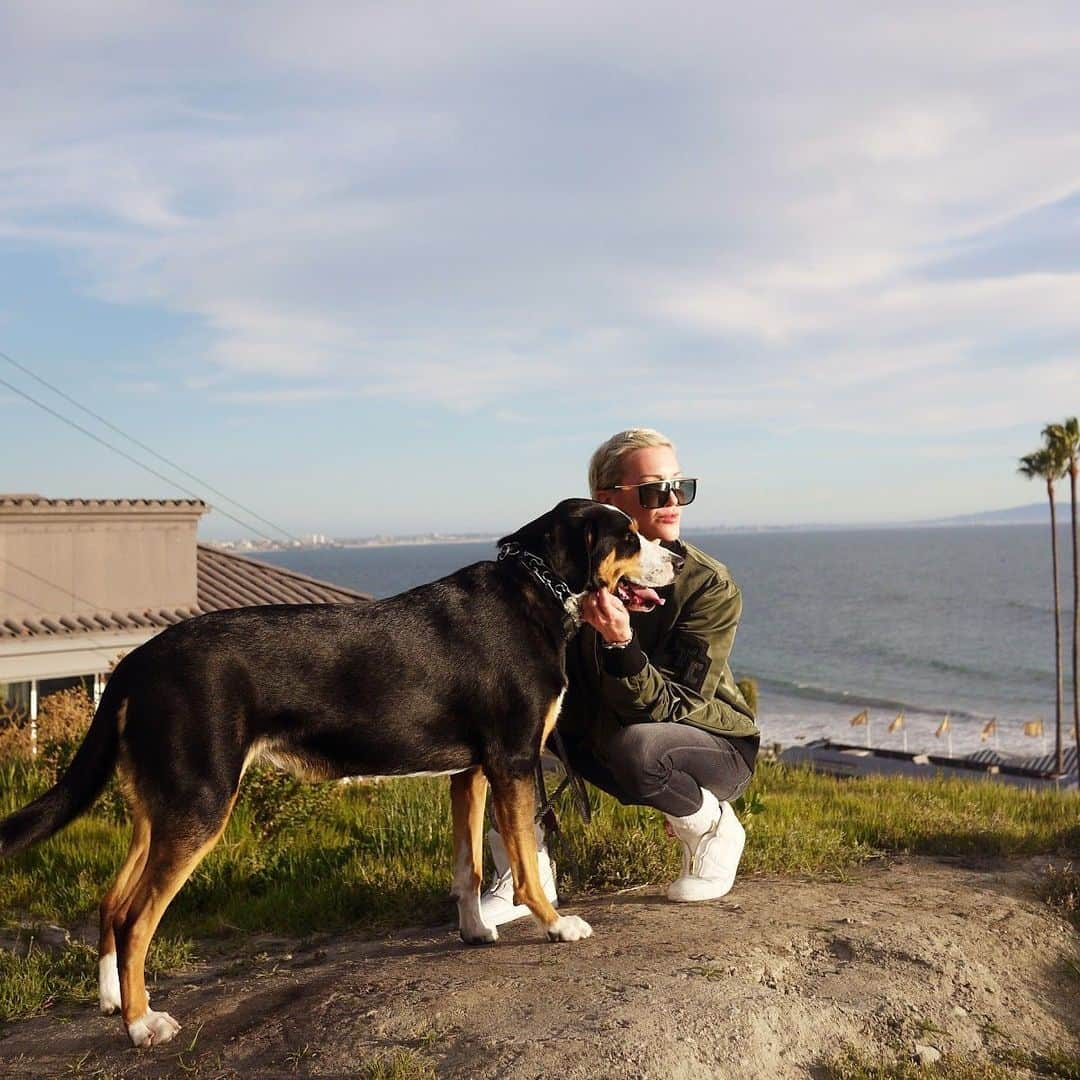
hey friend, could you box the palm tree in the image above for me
[1044,418,1080,770]
[1018,444,1068,773]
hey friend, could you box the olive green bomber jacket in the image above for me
[560,540,760,764]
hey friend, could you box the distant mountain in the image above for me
[692,502,1059,534]
[927,502,1050,526]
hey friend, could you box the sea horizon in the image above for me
[253,522,1077,764]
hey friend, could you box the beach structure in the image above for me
[0,495,369,721]
[780,738,1078,790]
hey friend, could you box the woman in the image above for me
[482,428,760,924]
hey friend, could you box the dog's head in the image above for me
[498,498,682,611]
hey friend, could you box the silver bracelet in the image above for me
[600,634,634,650]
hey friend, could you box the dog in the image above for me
[0,498,680,1047]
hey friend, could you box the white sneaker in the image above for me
[479,824,558,927]
[664,789,745,902]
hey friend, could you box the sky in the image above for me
[1,2,1078,540]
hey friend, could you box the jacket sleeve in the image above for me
[597,574,757,736]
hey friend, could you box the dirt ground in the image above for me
[1,855,1077,1079]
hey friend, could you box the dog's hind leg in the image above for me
[488,774,592,943]
[114,798,236,1047]
[98,809,151,1015]
[450,767,494,944]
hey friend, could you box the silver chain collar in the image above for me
[497,543,578,612]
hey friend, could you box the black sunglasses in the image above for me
[605,478,697,509]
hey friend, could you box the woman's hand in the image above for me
[580,589,633,645]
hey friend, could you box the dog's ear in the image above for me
[498,500,605,594]
[547,502,611,594]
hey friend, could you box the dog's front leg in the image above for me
[450,767,496,944]
[489,774,592,943]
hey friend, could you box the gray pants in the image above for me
[561,723,753,818]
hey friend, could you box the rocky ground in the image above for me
[0,855,1077,1079]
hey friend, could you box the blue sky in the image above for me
[1,2,1078,539]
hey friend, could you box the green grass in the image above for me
[2,759,1077,939]
[1,757,1077,1026]
[0,932,193,1024]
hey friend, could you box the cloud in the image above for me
[2,0,1080,432]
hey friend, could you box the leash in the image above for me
[534,728,592,826]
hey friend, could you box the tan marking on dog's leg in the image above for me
[490,775,591,943]
[117,798,237,1047]
[540,690,566,752]
[451,767,493,944]
[99,809,150,1015]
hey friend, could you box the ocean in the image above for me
[254,524,1078,760]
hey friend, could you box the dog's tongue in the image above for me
[617,581,665,611]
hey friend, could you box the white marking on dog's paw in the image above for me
[545,914,592,942]
[460,922,499,945]
[127,1009,181,1047]
[98,952,121,1015]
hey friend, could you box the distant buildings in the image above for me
[0,495,369,720]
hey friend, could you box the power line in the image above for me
[0,349,302,544]
[0,554,106,612]
[0,370,283,543]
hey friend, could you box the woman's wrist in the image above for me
[600,632,634,649]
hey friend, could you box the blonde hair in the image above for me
[588,428,676,496]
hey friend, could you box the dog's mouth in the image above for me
[614,577,665,613]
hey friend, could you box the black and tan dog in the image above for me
[0,498,680,1047]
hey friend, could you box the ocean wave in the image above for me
[755,676,990,723]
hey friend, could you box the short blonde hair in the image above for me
[588,428,676,496]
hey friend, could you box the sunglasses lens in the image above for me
[637,483,668,509]
[674,479,696,506]
[637,479,696,508]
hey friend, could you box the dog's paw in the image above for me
[460,924,499,945]
[127,1009,182,1048]
[545,915,592,942]
[98,953,121,1015]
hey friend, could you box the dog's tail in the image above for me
[0,666,127,859]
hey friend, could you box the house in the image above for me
[0,495,370,719]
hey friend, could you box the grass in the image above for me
[823,1045,1080,1080]
[2,757,1077,939]
[358,1049,438,1080]
[0,931,194,1024]
[822,1045,1011,1079]
[1038,861,1079,929]
[1,749,1078,1026]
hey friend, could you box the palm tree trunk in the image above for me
[1047,478,1064,773]
[1071,461,1079,772]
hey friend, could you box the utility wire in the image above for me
[0,554,106,612]
[0,349,302,544]
[0,371,282,544]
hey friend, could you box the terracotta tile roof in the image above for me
[196,545,370,609]
[0,545,370,641]
[0,496,207,510]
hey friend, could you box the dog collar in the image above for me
[497,543,578,611]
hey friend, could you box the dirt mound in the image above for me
[1,856,1076,1078]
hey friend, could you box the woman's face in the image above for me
[596,445,685,543]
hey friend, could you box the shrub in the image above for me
[237,765,340,841]
[737,676,759,713]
